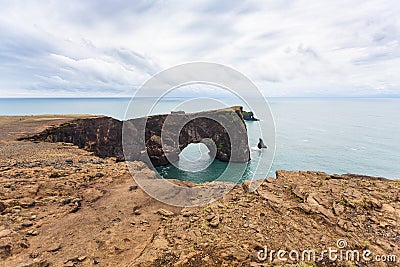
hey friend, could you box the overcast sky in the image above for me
[0,0,400,97]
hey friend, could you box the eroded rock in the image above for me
[21,107,250,167]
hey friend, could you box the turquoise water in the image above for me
[1,97,399,180]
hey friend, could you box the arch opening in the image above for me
[177,143,214,172]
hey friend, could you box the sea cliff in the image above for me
[0,115,398,267]
[19,106,250,166]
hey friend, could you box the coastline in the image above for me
[0,115,399,266]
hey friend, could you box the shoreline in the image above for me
[1,115,399,266]
[1,114,393,181]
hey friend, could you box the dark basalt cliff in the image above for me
[20,106,250,167]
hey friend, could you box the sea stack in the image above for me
[257,138,267,149]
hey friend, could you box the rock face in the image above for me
[19,116,124,159]
[20,106,250,167]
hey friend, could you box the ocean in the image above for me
[1,97,399,181]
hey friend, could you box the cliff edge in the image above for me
[19,106,250,167]
[1,116,398,266]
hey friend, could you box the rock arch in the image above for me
[21,106,250,167]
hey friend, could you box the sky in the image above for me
[0,0,400,97]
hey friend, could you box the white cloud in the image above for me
[0,0,399,97]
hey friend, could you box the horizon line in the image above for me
[0,96,400,99]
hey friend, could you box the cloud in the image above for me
[0,0,399,97]
[105,48,160,75]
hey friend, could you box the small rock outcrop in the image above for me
[242,111,259,121]
[20,107,250,167]
[257,138,268,149]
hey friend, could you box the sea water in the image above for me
[1,97,399,181]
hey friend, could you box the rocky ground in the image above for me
[0,116,399,267]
